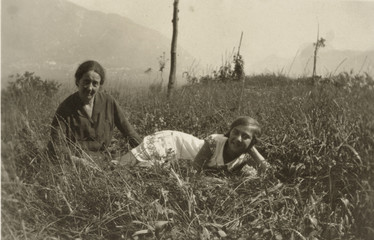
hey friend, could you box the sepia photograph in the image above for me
[2,0,374,239]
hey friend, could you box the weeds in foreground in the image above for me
[2,73,374,239]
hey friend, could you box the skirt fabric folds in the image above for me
[130,130,204,165]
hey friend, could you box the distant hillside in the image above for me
[250,45,374,77]
[295,45,374,77]
[2,0,193,86]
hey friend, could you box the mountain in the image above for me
[250,55,291,75]
[249,45,374,77]
[1,0,193,86]
[293,44,374,76]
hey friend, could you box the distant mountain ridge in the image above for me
[2,0,373,86]
[250,45,374,77]
[2,0,192,85]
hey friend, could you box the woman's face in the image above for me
[228,125,254,154]
[77,70,101,104]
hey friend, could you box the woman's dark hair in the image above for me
[224,116,262,149]
[75,60,106,86]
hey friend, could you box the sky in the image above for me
[63,0,374,75]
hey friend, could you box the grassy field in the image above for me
[1,72,374,239]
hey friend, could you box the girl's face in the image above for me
[77,70,101,104]
[228,125,255,154]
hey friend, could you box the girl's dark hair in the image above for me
[224,116,262,149]
[75,60,106,86]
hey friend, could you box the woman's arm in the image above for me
[112,99,142,148]
[193,142,213,172]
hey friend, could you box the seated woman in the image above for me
[48,60,142,165]
[115,116,269,175]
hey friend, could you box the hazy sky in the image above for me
[67,0,374,74]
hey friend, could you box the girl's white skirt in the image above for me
[130,130,204,166]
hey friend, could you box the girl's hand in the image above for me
[241,165,258,178]
[258,160,270,174]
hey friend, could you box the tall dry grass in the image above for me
[1,72,373,239]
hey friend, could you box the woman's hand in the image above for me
[113,152,138,167]
[70,155,101,171]
[110,159,119,165]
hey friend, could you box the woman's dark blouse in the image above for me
[50,91,141,152]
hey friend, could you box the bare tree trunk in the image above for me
[236,32,245,113]
[312,25,320,81]
[167,0,179,99]
[312,42,318,80]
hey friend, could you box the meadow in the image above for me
[1,71,374,239]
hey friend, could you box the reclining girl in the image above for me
[114,116,269,175]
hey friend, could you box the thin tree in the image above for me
[312,25,326,81]
[167,0,179,99]
[158,52,168,88]
[235,32,246,113]
[233,31,245,82]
